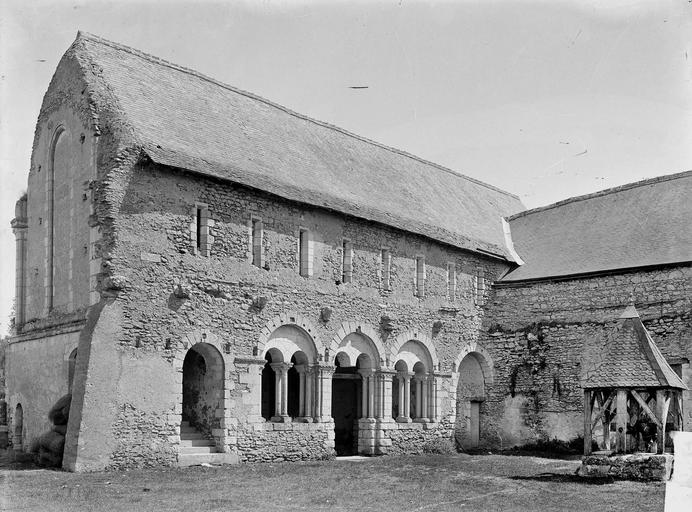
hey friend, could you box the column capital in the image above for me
[358,368,375,378]
[270,362,293,374]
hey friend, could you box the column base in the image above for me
[270,416,292,423]
[396,416,411,423]
[294,417,313,423]
[413,417,430,423]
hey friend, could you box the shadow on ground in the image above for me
[510,472,615,485]
[0,448,47,471]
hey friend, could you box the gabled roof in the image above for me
[583,305,686,390]
[64,32,524,260]
[501,171,692,281]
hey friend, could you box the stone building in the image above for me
[479,171,691,448]
[3,33,691,470]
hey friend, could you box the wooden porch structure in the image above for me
[583,305,687,455]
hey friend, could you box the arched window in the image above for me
[261,324,318,422]
[392,339,435,422]
[68,348,78,393]
[13,404,23,450]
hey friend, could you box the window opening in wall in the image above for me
[251,218,263,267]
[299,229,311,277]
[447,262,457,300]
[381,249,391,291]
[196,207,202,251]
[475,271,486,305]
[192,204,210,256]
[68,348,78,393]
[13,404,23,450]
[415,256,425,297]
[342,240,353,284]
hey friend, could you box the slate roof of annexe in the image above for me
[66,32,525,260]
[583,305,686,390]
[502,171,692,281]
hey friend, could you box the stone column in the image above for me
[421,375,429,422]
[380,370,395,421]
[429,373,441,422]
[304,366,314,420]
[358,369,375,419]
[413,376,422,419]
[270,362,292,422]
[295,365,311,422]
[368,374,376,419]
[11,197,28,328]
[397,372,412,423]
[315,365,335,422]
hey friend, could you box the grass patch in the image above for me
[1,451,662,511]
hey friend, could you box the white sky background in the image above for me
[0,0,690,336]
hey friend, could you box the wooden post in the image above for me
[584,389,592,455]
[616,389,628,454]
[656,390,670,454]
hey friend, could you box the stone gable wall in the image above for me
[480,266,692,448]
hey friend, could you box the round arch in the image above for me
[257,312,324,359]
[390,330,439,370]
[450,341,494,391]
[329,322,384,369]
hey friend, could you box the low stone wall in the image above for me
[578,453,673,481]
[385,421,453,455]
[236,422,335,462]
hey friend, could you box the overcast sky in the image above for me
[0,0,690,336]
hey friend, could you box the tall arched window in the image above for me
[68,348,78,393]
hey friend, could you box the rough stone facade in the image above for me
[480,265,692,448]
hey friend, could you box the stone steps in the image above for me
[178,422,224,464]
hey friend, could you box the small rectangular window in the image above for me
[447,262,456,300]
[342,239,352,284]
[192,203,210,256]
[381,249,391,291]
[251,218,263,267]
[299,229,312,277]
[475,270,486,305]
[415,256,425,297]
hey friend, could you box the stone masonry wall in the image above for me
[480,266,692,448]
[79,159,507,467]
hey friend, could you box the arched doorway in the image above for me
[331,330,380,456]
[13,404,23,451]
[332,353,360,455]
[455,352,489,449]
[181,343,224,440]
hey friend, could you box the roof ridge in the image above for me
[507,169,692,221]
[74,31,519,201]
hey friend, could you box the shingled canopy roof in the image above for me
[65,32,525,260]
[583,305,686,390]
[501,171,692,281]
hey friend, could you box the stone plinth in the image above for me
[578,453,673,481]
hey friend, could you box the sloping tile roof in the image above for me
[501,171,692,281]
[68,32,525,260]
[583,305,686,389]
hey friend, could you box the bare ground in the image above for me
[0,450,664,512]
